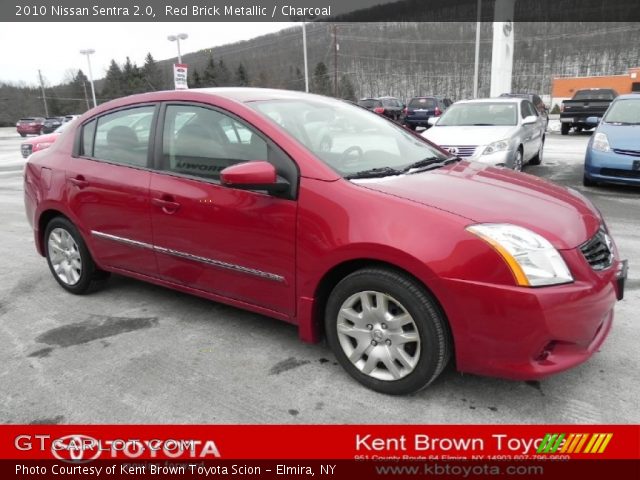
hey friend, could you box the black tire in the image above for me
[575,126,583,133]
[407,124,416,131]
[20,133,26,137]
[561,123,570,135]
[325,267,451,395]
[44,217,109,294]
[529,137,544,165]
[583,174,597,187]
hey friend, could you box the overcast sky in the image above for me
[0,22,295,86]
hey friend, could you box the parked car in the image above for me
[24,88,626,394]
[422,98,546,171]
[63,114,81,123]
[41,116,65,134]
[403,96,452,130]
[560,88,618,135]
[16,117,45,137]
[499,93,548,124]
[584,93,640,187]
[357,96,404,121]
[20,121,75,158]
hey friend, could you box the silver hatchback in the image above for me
[422,98,547,171]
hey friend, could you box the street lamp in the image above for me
[79,49,97,109]
[167,33,188,63]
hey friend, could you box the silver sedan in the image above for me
[422,98,547,171]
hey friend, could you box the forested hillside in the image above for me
[1,21,639,125]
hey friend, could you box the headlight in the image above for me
[467,224,573,287]
[482,139,510,155]
[592,132,610,152]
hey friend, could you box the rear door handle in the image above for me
[151,197,181,214]
[68,176,89,188]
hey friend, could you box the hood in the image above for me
[423,125,517,146]
[353,161,601,249]
[598,123,640,150]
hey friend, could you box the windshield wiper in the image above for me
[345,166,402,179]
[402,156,460,173]
[471,123,497,126]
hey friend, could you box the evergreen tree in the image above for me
[190,67,203,88]
[142,52,163,91]
[122,57,145,95]
[313,62,332,96]
[235,63,249,86]
[339,74,356,101]
[217,60,232,86]
[202,55,217,86]
[101,60,124,100]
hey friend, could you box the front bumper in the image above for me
[470,148,514,167]
[585,147,640,185]
[435,249,625,380]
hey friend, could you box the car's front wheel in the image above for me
[325,268,451,395]
[44,217,109,294]
[511,148,524,171]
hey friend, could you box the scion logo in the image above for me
[537,433,613,454]
[51,435,102,464]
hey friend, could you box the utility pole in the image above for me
[473,0,482,98]
[38,70,49,117]
[333,24,338,97]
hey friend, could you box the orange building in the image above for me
[552,67,640,104]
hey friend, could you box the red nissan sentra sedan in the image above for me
[24,88,627,394]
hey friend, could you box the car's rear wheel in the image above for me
[561,123,570,135]
[44,217,109,294]
[325,268,451,395]
[20,133,26,137]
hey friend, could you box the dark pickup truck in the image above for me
[560,88,618,135]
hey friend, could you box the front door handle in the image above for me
[68,176,89,188]
[151,197,181,214]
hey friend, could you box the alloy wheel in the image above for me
[336,290,421,381]
[47,227,82,285]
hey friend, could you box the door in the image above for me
[65,105,157,276]
[520,101,542,159]
[149,103,298,316]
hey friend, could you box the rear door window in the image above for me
[409,98,436,109]
[88,106,155,167]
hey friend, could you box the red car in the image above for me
[20,120,77,158]
[24,89,627,394]
[17,117,45,137]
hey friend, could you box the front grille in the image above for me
[21,144,32,158]
[613,148,640,157]
[441,145,477,157]
[600,168,640,179]
[580,228,614,271]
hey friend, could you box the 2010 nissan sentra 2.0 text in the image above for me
[23,88,628,394]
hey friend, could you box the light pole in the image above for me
[79,49,97,109]
[167,33,188,63]
[473,0,482,98]
[302,22,309,92]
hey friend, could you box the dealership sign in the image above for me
[173,63,188,90]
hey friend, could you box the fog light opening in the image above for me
[535,341,557,362]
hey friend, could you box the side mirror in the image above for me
[428,117,439,126]
[220,161,289,195]
[586,116,601,125]
[522,115,538,125]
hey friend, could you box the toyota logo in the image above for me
[51,435,102,464]
[445,147,459,155]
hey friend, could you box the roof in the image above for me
[195,87,332,103]
[615,93,640,100]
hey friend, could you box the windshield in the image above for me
[409,98,436,109]
[603,99,640,124]
[573,90,616,100]
[436,102,517,126]
[250,98,447,177]
[357,99,382,109]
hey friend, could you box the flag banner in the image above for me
[173,64,188,90]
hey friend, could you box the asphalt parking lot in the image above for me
[0,125,638,424]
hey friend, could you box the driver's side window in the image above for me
[161,105,268,181]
